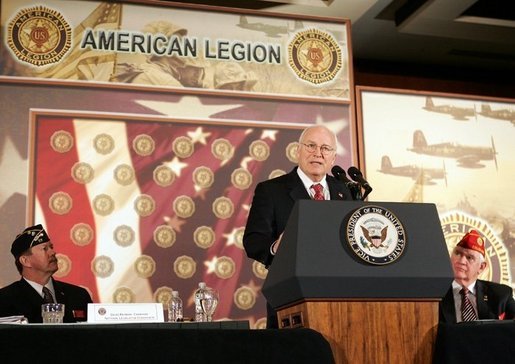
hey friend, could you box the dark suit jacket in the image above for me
[439,279,515,323]
[243,167,353,268]
[0,277,93,323]
[243,167,352,328]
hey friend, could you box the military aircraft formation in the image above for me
[478,104,515,126]
[423,97,476,121]
[407,130,498,169]
[378,155,447,185]
[236,16,304,38]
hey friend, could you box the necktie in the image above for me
[42,286,55,303]
[460,287,477,321]
[312,184,325,200]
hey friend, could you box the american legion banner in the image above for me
[0,0,354,328]
[1,0,351,101]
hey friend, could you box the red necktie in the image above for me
[312,184,325,200]
[460,287,477,321]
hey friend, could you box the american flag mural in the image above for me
[30,106,352,328]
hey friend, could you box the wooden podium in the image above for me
[262,201,452,364]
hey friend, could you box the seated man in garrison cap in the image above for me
[439,230,515,323]
[0,224,93,323]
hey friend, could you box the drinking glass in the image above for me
[41,303,65,323]
[200,288,219,322]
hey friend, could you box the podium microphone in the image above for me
[331,165,362,201]
[347,166,373,200]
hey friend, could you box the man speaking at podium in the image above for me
[243,125,352,328]
[439,230,515,323]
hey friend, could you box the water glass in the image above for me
[41,303,65,324]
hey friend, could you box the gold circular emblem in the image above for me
[134,194,156,217]
[173,136,194,158]
[173,195,195,218]
[113,287,134,303]
[91,255,114,278]
[71,162,94,184]
[288,28,342,84]
[113,225,135,247]
[211,138,234,161]
[252,261,268,280]
[153,165,175,187]
[249,140,270,162]
[269,169,286,180]
[114,164,135,186]
[7,6,72,66]
[133,134,155,156]
[234,286,256,310]
[255,317,267,330]
[93,133,115,155]
[233,227,245,250]
[70,223,94,246]
[193,226,215,249]
[50,130,74,153]
[173,255,196,279]
[92,194,115,216]
[212,196,234,219]
[54,253,71,278]
[231,168,252,190]
[214,256,236,279]
[440,211,511,284]
[153,225,176,248]
[134,255,156,278]
[193,166,214,189]
[286,142,299,163]
[154,286,174,307]
[49,191,72,215]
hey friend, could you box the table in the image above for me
[433,320,515,363]
[0,321,334,364]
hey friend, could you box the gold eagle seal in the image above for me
[288,28,342,85]
[70,223,94,246]
[7,6,71,66]
[50,130,74,153]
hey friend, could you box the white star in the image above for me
[223,229,239,247]
[205,256,218,274]
[161,157,188,177]
[261,130,278,141]
[135,96,243,118]
[0,136,27,207]
[241,156,254,169]
[315,113,348,156]
[187,127,211,145]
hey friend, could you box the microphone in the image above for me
[331,166,362,201]
[347,166,373,200]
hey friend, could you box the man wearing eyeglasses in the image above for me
[243,125,352,328]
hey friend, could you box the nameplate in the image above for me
[87,303,164,323]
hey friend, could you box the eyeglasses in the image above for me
[300,143,335,156]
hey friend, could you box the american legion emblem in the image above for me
[346,205,406,265]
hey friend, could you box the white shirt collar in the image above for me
[297,168,329,198]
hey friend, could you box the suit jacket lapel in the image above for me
[328,177,347,200]
[286,168,311,201]
[475,280,490,319]
[441,287,457,323]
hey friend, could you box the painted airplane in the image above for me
[378,155,447,185]
[237,16,304,38]
[478,104,515,125]
[423,97,476,121]
[407,130,498,169]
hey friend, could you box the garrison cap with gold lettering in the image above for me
[11,224,50,258]
[456,229,485,257]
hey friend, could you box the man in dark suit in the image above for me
[243,125,353,328]
[439,230,515,323]
[0,224,93,323]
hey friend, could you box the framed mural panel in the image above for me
[0,0,352,103]
[356,86,515,289]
